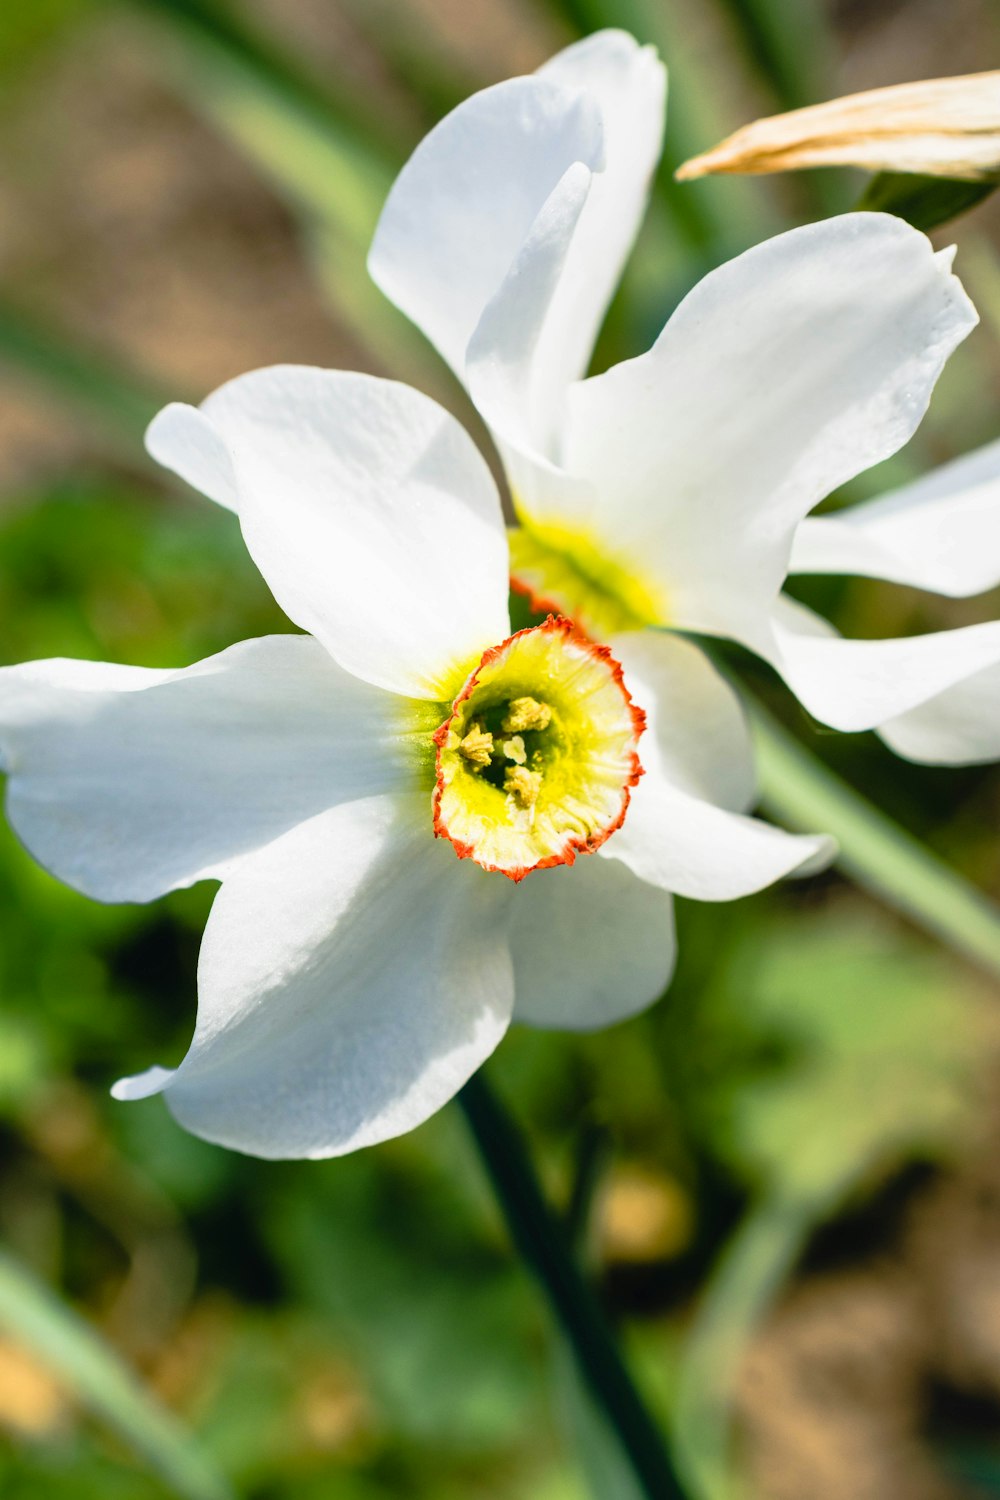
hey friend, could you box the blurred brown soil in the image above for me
[740,1095,1000,1500]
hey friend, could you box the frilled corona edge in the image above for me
[433,616,645,881]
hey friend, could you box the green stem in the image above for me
[749,696,1000,983]
[565,1118,613,1256]
[457,1072,689,1500]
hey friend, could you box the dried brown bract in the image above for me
[677,73,1000,184]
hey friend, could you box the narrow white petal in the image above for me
[607,774,834,899]
[468,31,666,457]
[149,369,511,699]
[467,161,595,458]
[790,435,1000,597]
[612,630,756,812]
[880,660,1000,764]
[117,796,515,1160]
[762,593,1000,735]
[533,31,666,411]
[511,855,675,1030]
[0,637,418,903]
[368,75,604,379]
[550,215,976,640]
[145,402,239,512]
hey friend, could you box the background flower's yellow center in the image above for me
[508,520,668,640]
[433,618,645,880]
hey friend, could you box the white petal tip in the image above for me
[111,1064,176,1102]
[144,402,240,513]
[144,401,195,463]
[793,834,838,878]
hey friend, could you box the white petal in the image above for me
[466,161,596,459]
[0,637,417,903]
[150,369,510,699]
[763,593,1000,734]
[766,598,1000,764]
[790,435,1000,597]
[511,855,675,1031]
[549,216,976,641]
[145,402,239,512]
[880,660,1000,765]
[533,32,666,407]
[606,775,834,900]
[368,74,604,379]
[468,31,666,457]
[611,630,756,812]
[113,1066,175,1101]
[114,796,515,1160]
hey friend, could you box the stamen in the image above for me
[501,696,552,734]
[501,734,527,765]
[504,765,542,808]
[458,722,494,769]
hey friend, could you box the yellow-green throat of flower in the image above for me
[508,519,668,640]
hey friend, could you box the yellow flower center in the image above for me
[433,617,645,880]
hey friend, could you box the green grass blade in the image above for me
[749,697,1000,984]
[674,1195,811,1500]
[709,0,831,113]
[137,5,443,390]
[340,0,477,124]
[708,0,846,218]
[129,0,401,162]
[133,2,391,242]
[0,1246,232,1500]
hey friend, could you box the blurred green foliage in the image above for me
[2,1,1000,1498]
[859,172,998,233]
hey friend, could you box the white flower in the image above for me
[366,28,1000,768]
[0,368,831,1160]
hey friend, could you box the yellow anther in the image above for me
[504,765,542,808]
[459,722,494,769]
[501,734,526,765]
[502,696,552,734]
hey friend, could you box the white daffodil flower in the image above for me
[0,367,831,1160]
[368,28,1000,768]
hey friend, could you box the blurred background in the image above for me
[2,1,1000,1497]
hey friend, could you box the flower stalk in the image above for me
[457,1072,689,1500]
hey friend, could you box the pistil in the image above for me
[502,734,527,765]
